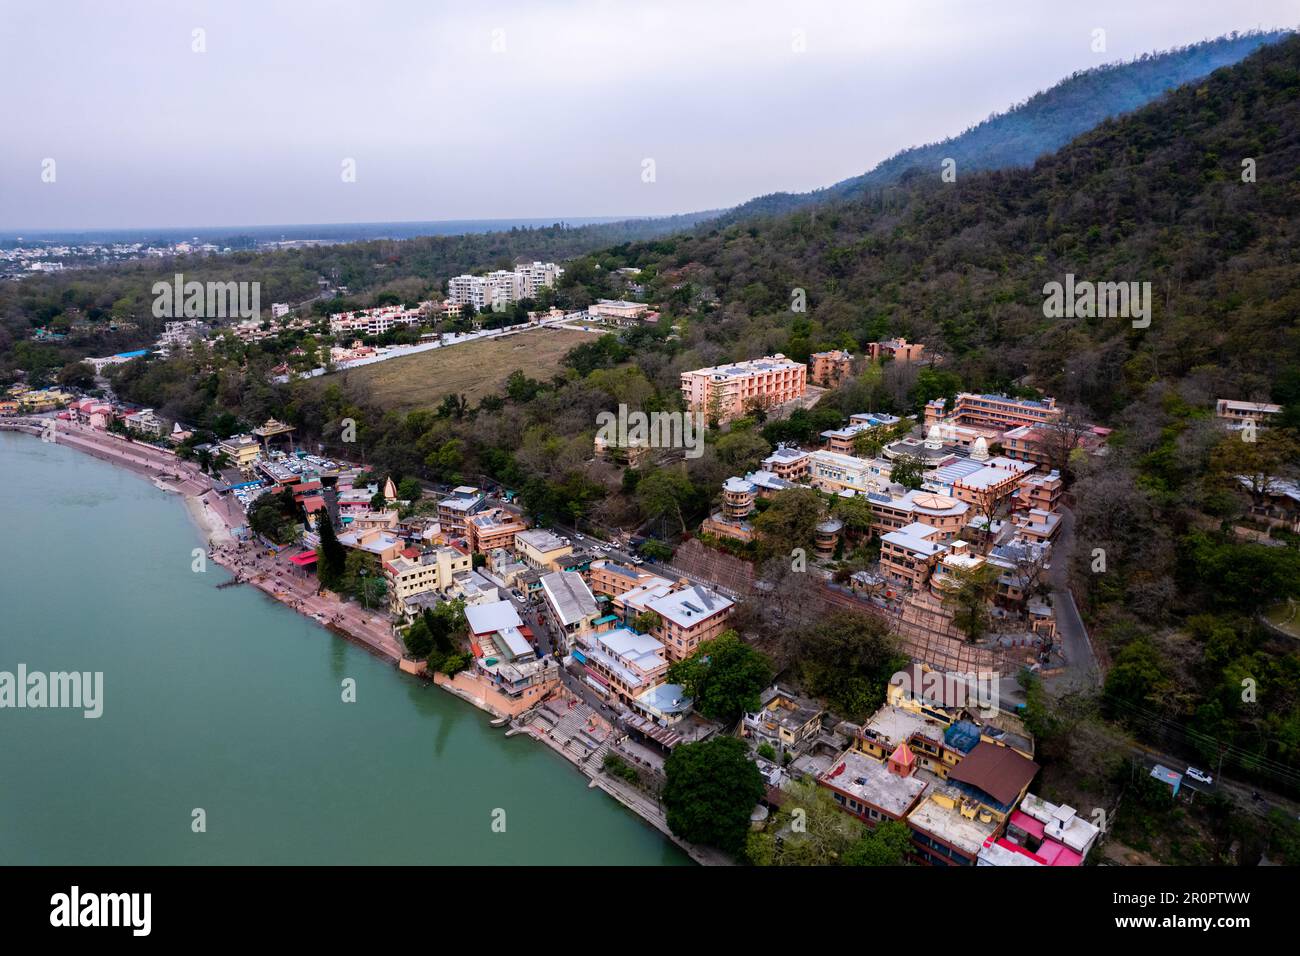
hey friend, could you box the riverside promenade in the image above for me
[3,416,723,863]
[2,417,405,662]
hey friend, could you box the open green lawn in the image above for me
[320,327,594,411]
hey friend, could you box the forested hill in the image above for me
[710,30,1291,225]
[617,31,1300,422]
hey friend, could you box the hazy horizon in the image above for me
[3,0,1296,231]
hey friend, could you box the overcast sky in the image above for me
[1,0,1295,230]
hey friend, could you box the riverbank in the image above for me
[1,430,688,865]
[5,421,714,863]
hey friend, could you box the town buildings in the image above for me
[866,338,926,363]
[217,434,262,471]
[808,449,895,496]
[328,304,425,337]
[515,528,573,571]
[539,570,602,645]
[1215,398,1283,430]
[437,487,486,536]
[762,445,811,481]
[465,508,528,554]
[819,412,902,453]
[588,299,649,324]
[645,585,735,662]
[123,408,165,438]
[447,262,563,309]
[385,546,473,619]
[926,392,1062,432]
[814,689,1042,866]
[680,354,807,423]
[572,626,670,706]
[809,349,853,388]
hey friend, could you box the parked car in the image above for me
[1185,767,1214,786]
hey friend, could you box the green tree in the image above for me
[667,630,773,723]
[662,736,765,855]
[833,495,875,540]
[889,453,926,490]
[794,610,906,718]
[315,513,347,591]
[842,819,913,866]
[940,562,1001,641]
[632,610,662,633]
[397,477,423,502]
[746,779,867,866]
[404,617,435,658]
[752,486,824,559]
[635,468,695,535]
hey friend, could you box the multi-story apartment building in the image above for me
[436,487,486,536]
[808,450,894,496]
[573,626,670,706]
[1215,398,1283,429]
[539,570,602,644]
[819,745,929,830]
[124,408,165,438]
[950,457,1037,508]
[515,529,573,570]
[809,349,853,388]
[866,338,925,363]
[447,274,491,309]
[926,393,1062,431]
[515,261,564,297]
[328,305,424,336]
[880,523,948,589]
[680,354,807,424]
[1018,470,1063,512]
[217,433,261,471]
[587,560,662,599]
[385,546,474,619]
[646,585,735,662]
[447,262,563,309]
[762,445,811,481]
[819,412,902,454]
[465,508,528,554]
[868,489,970,540]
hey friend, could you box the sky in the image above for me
[1,0,1296,231]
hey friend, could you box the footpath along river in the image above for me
[0,432,688,865]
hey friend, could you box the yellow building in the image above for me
[514,529,573,570]
[218,433,261,470]
[385,546,473,619]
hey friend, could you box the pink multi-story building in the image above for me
[681,354,807,423]
[926,393,1062,431]
[809,349,854,388]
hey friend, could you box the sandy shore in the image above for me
[182,493,235,549]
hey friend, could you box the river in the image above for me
[0,432,688,865]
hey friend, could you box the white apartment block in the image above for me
[516,261,564,297]
[447,262,563,309]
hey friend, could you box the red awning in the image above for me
[289,551,318,566]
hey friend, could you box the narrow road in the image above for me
[1044,507,1102,692]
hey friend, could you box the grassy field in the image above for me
[321,327,594,411]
